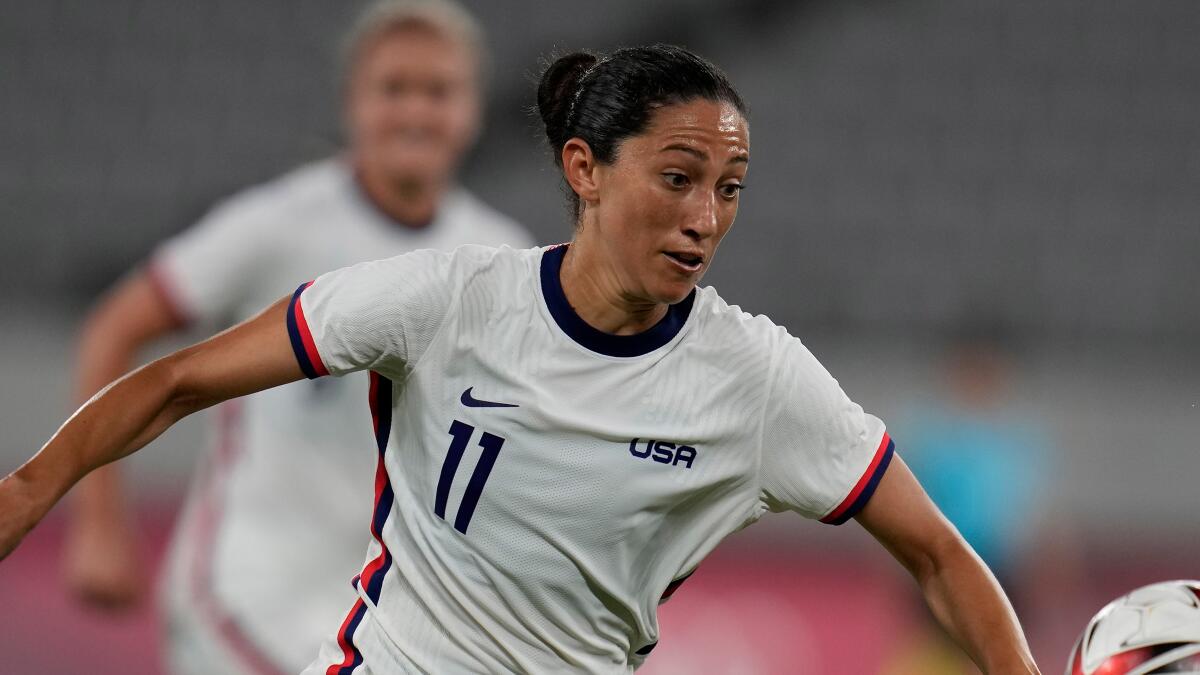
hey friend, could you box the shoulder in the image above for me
[270,157,349,201]
[353,243,536,289]
[446,243,541,288]
[688,285,833,383]
[689,286,790,354]
[309,245,537,339]
[442,189,535,246]
[199,158,346,228]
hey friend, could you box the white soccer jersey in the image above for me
[150,158,534,675]
[288,244,893,674]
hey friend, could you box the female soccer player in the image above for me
[60,1,530,673]
[0,45,1040,673]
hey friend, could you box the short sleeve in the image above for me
[758,333,894,524]
[150,192,278,324]
[286,248,456,380]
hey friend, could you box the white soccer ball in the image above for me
[1067,580,1200,675]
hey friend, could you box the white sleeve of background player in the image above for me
[501,224,538,249]
[148,191,278,324]
[757,332,894,524]
[285,248,456,380]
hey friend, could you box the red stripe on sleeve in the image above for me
[293,282,330,377]
[820,432,891,524]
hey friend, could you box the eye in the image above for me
[662,172,690,189]
[426,82,450,102]
[383,79,406,97]
[719,183,745,199]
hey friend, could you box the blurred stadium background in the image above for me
[1,0,1197,672]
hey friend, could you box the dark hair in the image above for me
[536,44,747,219]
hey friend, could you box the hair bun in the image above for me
[536,51,598,155]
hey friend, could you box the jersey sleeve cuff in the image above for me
[286,281,330,379]
[819,432,895,525]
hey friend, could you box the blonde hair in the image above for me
[340,0,486,78]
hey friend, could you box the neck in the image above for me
[353,157,444,228]
[559,239,668,335]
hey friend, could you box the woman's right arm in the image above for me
[0,295,305,561]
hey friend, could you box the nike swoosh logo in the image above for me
[460,387,519,408]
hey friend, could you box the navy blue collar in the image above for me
[540,244,695,358]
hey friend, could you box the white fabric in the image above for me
[153,158,534,674]
[296,245,887,674]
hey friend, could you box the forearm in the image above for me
[2,357,204,558]
[71,319,145,522]
[856,456,1040,674]
[2,296,302,561]
[70,271,183,521]
[918,543,1039,674]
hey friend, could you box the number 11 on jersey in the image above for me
[435,420,505,534]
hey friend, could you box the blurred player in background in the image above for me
[61,1,533,673]
[884,320,1082,674]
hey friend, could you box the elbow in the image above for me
[910,525,977,588]
[149,353,214,423]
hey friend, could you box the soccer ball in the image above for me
[1066,580,1200,675]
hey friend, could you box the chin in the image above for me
[380,161,447,187]
[654,282,696,305]
[381,149,453,176]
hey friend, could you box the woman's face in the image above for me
[345,26,480,187]
[584,99,749,306]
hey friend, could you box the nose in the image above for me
[392,90,434,121]
[682,192,719,241]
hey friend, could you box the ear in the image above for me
[561,138,601,206]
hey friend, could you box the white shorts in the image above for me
[162,598,276,675]
[158,485,291,675]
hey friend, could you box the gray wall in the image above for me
[3,0,1197,339]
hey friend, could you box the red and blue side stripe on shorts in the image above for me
[820,433,895,525]
[327,372,396,674]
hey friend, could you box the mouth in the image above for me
[387,129,439,146]
[663,250,704,273]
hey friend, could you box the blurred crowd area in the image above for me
[1,0,1198,673]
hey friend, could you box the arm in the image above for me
[0,295,304,562]
[855,454,1040,675]
[64,269,186,608]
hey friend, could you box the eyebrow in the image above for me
[661,144,706,159]
[661,143,749,164]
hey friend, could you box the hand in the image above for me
[62,508,145,611]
